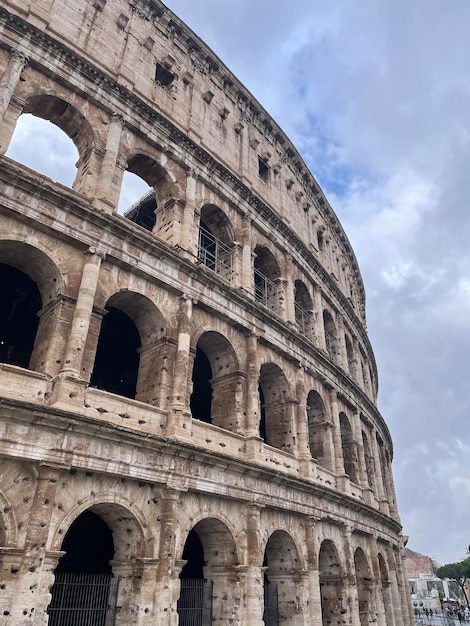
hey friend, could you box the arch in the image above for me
[50,495,151,558]
[323,310,337,358]
[319,539,345,626]
[0,240,63,304]
[90,290,166,401]
[198,204,234,278]
[259,363,295,452]
[23,95,94,155]
[378,551,395,626]
[178,517,239,625]
[263,530,302,625]
[306,390,332,471]
[6,113,78,188]
[294,280,315,340]
[354,547,373,626]
[0,241,62,372]
[190,331,242,432]
[254,245,282,312]
[339,413,358,483]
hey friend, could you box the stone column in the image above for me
[387,548,405,626]
[179,169,197,257]
[283,254,295,324]
[93,114,124,213]
[313,286,325,350]
[150,488,181,624]
[49,249,104,407]
[244,504,264,626]
[231,241,243,286]
[166,295,193,437]
[305,517,322,626]
[393,547,413,626]
[370,541,387,626]
[7,465,63,626]
[342,526,361,626]
[245,333,260,438]
[0,49,28,123]
[240,217,253,291]
[61,249,103,377]
[296,377,311,471]
[351,413,368,489]
[371,429,387,507]
[335,314,348,371]
[328,389,345,476]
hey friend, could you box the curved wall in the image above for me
[0,1,411,625]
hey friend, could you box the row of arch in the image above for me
[0,244,393,502]
[0,82,373,395]
[0,486,404,626]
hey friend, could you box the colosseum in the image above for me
[0,0,413,625]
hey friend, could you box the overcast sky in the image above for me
[6,0,470,565]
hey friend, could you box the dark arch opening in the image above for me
[0,263,42,368]
[178,529,212,625]
[48,510,116,626]
[180,529,205,580]
[90,306,141,399]
[56,510,114,575]
[190,345,212,423]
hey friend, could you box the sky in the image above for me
[6,0,470,565]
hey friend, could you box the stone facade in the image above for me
[0,0,413,624]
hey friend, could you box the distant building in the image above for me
[404,548,449,609]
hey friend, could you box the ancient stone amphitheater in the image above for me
[0,0,412,624]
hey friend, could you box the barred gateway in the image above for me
[0,0,413,625]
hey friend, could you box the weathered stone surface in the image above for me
[0,1,412,625]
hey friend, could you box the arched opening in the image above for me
[122,154,177,240]
[254,245,281,313]
[319,539,345,626]
[354,548,373,626]
[0,263,42,368]
[48,510,117,626]
[190,345,213,423]
[198,205,234,279]
[259,363,294,452]
[190,331,241,432]
[90,306,141,399]
[294,280,314,340]
[178,518,238,625]
[263,530,301,625]
[339,413,358,483]
[323,310,337,359]
[306,390,332,471]
[6,113,78,187]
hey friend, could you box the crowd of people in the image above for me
[414,606,470,623]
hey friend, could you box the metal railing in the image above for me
[254,269,280,311]
[197,226,233,281]
[263,581,279,626]
[177,578,213,626]
[295,303,315,339]
[47,572,119,626]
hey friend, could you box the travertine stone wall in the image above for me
[0,1,412,625]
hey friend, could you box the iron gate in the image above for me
[263,581,279,626]
[177,578,213,626]
[47,572,119,626]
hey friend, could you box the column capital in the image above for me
[10,48,29,66]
